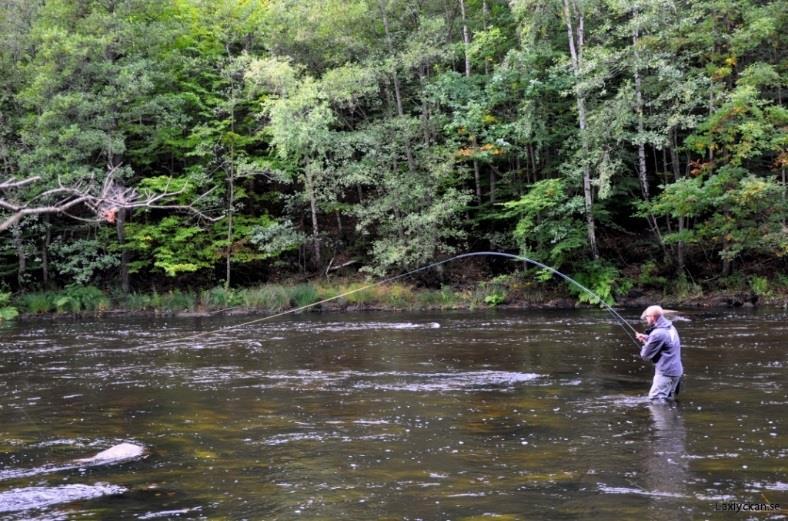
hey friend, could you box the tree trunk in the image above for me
[632,19,666,255]
[562,0,598,259]
[459,0,483,203]
[378,0,416,174]
[483,0,490,75]
[225,164,234,291]
[472,155,482,202]
[116,207,129,293]
[459,0,471,77]
[418,67,432,147]
[42,214,50,288]
[670,129,686,274]
[13,225,25,288]
[306,167,321,267]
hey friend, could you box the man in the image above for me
[636,305,683,402]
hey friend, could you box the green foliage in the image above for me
[51,238,119,286]
[503,179,586,268]
[201,286,243,309]
[0,291,19,322]
[122,292,156,312]
[570,261,630,306]
[54,286,109,313]
[19,292,58,314]
[749,276,770,297]
[242,285,290,311]
[685,84,787,166]
[288,284,318,308]
[638,261,668,289]
[127,216,216,277]
[250,220,306,257]
[672,274,704,300]
[1,0,786,299]
[484,290,507,306]
[157,290,197,312]
[380,285,415,309]
[415,286,459,309]
[647,167,787,263]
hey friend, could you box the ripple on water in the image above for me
[597,484,686,498]
[239,370,542,393]
[578,394,652,412]
[0,483,126,513]
[285,321,442,332]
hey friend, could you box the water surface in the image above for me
[1,309,785,520]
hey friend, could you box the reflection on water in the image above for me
[645,403,687,498]
[0,309,785,519]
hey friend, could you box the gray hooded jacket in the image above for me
[640,316,683,377]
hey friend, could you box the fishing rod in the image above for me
[139,251,641,349]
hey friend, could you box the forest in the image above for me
[0,0,785,314]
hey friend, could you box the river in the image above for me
[0,309,785,520]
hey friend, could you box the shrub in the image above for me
[673,274,703,299]
[749,275,769,296]
[638,261,668,288]
[0,292,19,322]
[55,286,109,313]
[484,290,507,306]
[571,261,631,306]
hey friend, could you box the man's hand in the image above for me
[636,332,648,343]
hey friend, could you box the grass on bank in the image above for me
[8,270,788,318]
[10,280,471,316]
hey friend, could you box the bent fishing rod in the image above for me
[139,251,641,350]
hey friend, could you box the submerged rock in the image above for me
[75,442,146,466]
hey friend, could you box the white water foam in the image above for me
[240,370,542,393]
[598,484,686,498]
[0,483,126,513]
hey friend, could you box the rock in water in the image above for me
[75,442,145,465]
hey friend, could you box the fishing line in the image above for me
[139,251,641,350]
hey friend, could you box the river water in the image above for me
[0,309,785,520]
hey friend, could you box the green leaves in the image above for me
[647,166,787,262]
[503,179,586,268]
[127,216,215,277]
[0,292,19,322]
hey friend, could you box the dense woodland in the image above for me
[0,0,785,308]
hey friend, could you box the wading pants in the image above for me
[649,373,682,401]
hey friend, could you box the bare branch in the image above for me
[0,196,92,232]
[0,166,222,231]
[0,176,42,190]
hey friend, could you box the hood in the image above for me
[653,315,673,330]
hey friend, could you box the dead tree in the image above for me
[0,166,220,233]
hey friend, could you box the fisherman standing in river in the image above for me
[636,305,683,402]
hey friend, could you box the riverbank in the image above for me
[5,276,787,321]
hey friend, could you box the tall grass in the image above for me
[201,286,243,309]
[122,292,155,311]
[289,284,318,308]
[415,286,459,309]
[241,285,290,311]
[158,290,196,312]
[19,292,58,314]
